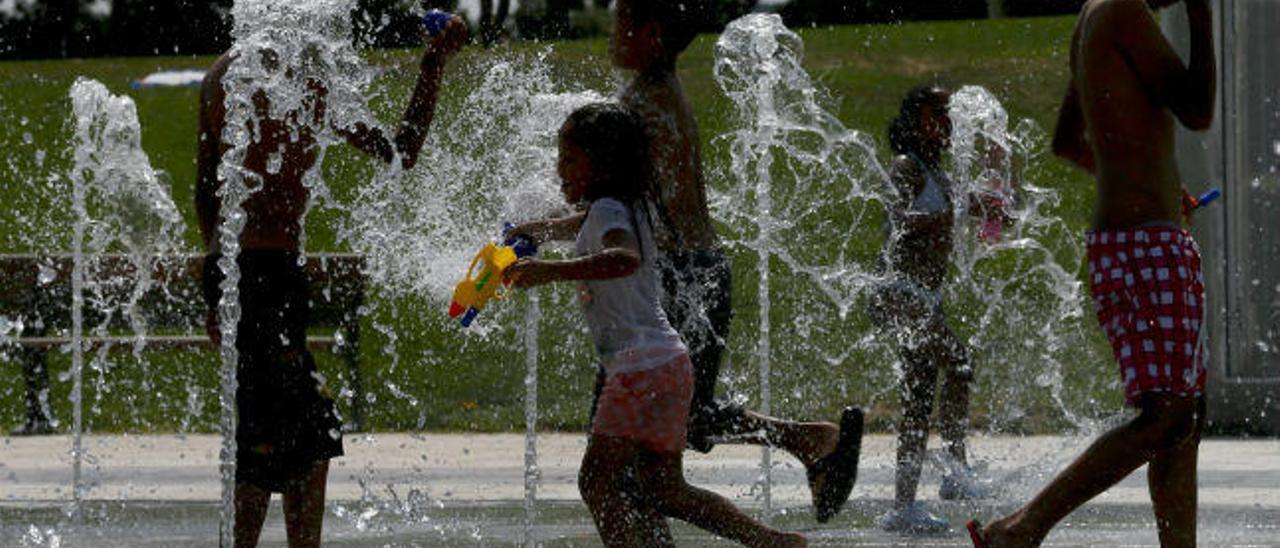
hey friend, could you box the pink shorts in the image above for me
[591,355,694,455]
[1087,225,1207,406]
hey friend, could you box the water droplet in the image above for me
[0,315,23,338]
[37,264,56,285]
[21,132,33,145]
[1273,140,1280,157]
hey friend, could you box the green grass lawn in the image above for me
[0,15,1121,437]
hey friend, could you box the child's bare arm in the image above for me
[508,211,587,244]
[504,228,640,288]
[1052,79,1096,174]
[196,54,232,253]
[888,156,921,213]
[339,17,467,168]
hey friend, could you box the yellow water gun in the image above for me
[448,228,538,328]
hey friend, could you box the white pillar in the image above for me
[1164,0,1280,434]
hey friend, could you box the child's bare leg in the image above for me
[282,461,329,548]
[980,394,1201,548]
[895,348,938,508]
[637,449,806,548]
[711,410,838,466]
[580,435,674,547]
[234,482,271,548]
[1148,399,1204,548]
[936,326,972,465]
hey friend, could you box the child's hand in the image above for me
[205,308,221,346]
[1181,188,1197,225]
[505,222,543,246]
[504,258,554,289]
[425,16,468,59]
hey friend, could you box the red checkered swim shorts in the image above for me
[1087,224,1207,406]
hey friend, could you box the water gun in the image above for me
[1182,187,1221,224]
[448,225,539,328]
[1191,188,1222,210]
[422,9,453,36]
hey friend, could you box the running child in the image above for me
[509,0,864,523]
[505,103,806,548]
[970,0,1215,546]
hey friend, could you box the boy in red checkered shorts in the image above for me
[968,1,1215,547]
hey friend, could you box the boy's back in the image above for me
[621,70,718,251]
[1076,0,1181,228]
[1066,0,1215,229]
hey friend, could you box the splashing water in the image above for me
[947,85,1099,433]
[714,13,894,419]
[325,51,603,541]
[217,0,605,540]
[335,53,603,302]
[214,1,381,541]
[66,78,187,516]
[712,14,1101,501]
[714,12,895,513]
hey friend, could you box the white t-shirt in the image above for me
[575,198,686,375]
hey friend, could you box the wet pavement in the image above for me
[1,433,1277,546]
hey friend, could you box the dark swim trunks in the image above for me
[655,248,744,453]
[203,250,344,493]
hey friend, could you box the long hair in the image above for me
[888,84,950,158]
[560,102,651,204]
[561,102,655,259]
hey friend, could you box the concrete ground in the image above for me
[1,433,1278,546]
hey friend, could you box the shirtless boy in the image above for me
[969,1,1215,546]
[512,0,863,523]
[196,16,466,548]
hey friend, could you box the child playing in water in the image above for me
[870,85,991,534]
[511,0,863,523]
[197,13,467,548]
[505,103,806,548]
[613,0,865,523]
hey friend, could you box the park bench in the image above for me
[0,253,368,434]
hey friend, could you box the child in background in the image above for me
[505,103,806,548]
[870,85,991,534]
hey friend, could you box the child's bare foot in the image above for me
[764,531,807,548]
[976,512,1042,548]
[797,422,839,467]
[804,407,865,522]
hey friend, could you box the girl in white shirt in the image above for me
[505,103,805,548]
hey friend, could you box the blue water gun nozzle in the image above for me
[502,223,539,258]
[1194,188,1222,210]
[422,10,453,37]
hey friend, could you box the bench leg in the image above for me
[14,346,55,436]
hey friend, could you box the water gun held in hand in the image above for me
[1182,187,1222,224]
[1191,188,1221,210]
[448,226,538,328]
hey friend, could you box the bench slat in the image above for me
[8,335,341,351]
